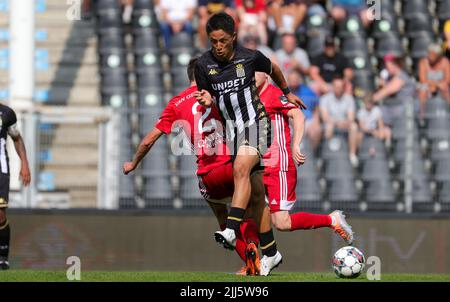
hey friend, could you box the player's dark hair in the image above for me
[206,12,235,36]
[187,56,199,82]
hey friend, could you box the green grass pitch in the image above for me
[1,271,450,282]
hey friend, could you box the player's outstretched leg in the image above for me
[329,210,354,245]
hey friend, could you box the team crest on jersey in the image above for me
[279,95,289,104]
[208,69,218,75]
[236,64,245,78]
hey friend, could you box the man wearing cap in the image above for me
[310,36,353,96]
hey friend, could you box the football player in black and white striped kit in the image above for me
[194,12,307,275]
[0,103,31,270]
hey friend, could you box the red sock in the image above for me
[240,219,259,245]
[221,223,247,262]
[290,212,332,231]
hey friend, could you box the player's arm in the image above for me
[193,60,213,108]
[8,124,31,186]
[123,127,164,175]
[288,108,306,166]
[269,62,307,110]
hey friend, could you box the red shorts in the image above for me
[263,169,297,213]
[199,161,234,203]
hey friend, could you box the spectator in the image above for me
[236,0,268,45]
[319,75,359,166]
[331,0,371,28]
[444,20,450,60]
[310,36,353,95]
[159,0,196,49]
[357,94,392,155]
[198,0,236,49]
[275,33,310,77]
[266,0,308,36]
[373,54,417,126]
[288,70,322,150]
[242,34,277,63]
[418,44,450,117]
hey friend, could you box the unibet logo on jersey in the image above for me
[236,64,245,78]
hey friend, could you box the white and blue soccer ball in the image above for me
[332,246,366,278]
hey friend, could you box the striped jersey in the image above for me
[259,84,297,172]
[155,85,231,176]
[194,45,273,134]
[0,104,18,175]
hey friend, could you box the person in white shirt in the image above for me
[356,94,392,154]
[159,0,197,48]
[320,75,360,166]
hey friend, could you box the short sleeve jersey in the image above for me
[0,104,18,175]
[155,86,231,175]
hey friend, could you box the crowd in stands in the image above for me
[86,0,450,168]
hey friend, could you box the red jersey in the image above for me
[155,85,231,175]
[259,84,297,172]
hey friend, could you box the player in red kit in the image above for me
[255,72,354,244]
[123,57,262,275]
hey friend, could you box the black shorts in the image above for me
[0,174,9,208]
[227,113,272,173]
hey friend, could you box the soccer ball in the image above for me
[332,246,365,278]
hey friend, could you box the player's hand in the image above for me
[123,162,136,175]
[20,164,31,186]
[194,90,213,108]
[285,92,307,110]
[292,145,306,166]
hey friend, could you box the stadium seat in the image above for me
[306,13,331,37]
[169,32,194,54]
[139,108,164,133]
[352,70,375,97]
[404,14,434,38]
[396,154,428,181]
[361,158,390,182]
[180,175,206,208]
[324,159,354,181]
[132,9,159,33]
[437,0,450,23]
[97,0,121,12]
[143,152,169,172]
[328,179,358,203]
[101,87,129,107]
[409,32,435,59]
[178,154,198,174]
[391,117,419,141]
[358,136,387,162]
[364,180,395,203]
[100,68,129,92]
[171,51,194,68]
[375,33,404,58]
[133,30,160,54]
[438,181,450,203]
[136,69,164,89]
[426,117,450,140]
[341,36,369,58]
[297,157,319,180]
[100,49,127,70]
[137,88,164,109]
[306,33,326,58]
[392,139,421,164]
[372,17,400,40]
[296,177,322,204]
[378,0,397,20]
[425,96,450,120]
[98,28,126,54]
[411,178,433,203]
[429,139,450,163]
[171,67,190,88]
[142,175,173,205]
[118,175,136,208]
[96,9,123,33]
[133,0,154,10]
[338,15,366,39]
[401,0,429,20]
[320,136,349,160]
[134,51,162,71]
[434,159,450,182]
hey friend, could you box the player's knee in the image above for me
[233,164,251,180]
[272,213,291,231]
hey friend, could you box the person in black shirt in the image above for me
[310,36,353,95]
[0,103,31,270]
[194,12,306,276]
